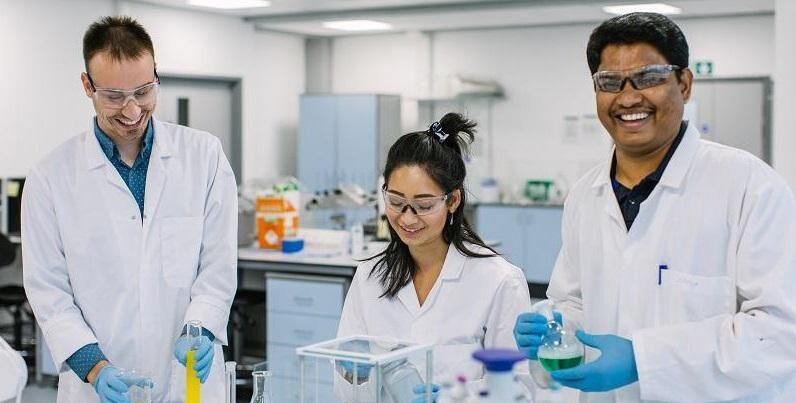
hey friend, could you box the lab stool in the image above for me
[227,288,265,364]
[0,285,31,351]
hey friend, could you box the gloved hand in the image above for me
[337,360,374,384]
[411,383,440,403]
[174,335,214,383]
[551,331,638,392]
[514,311,562,360]
[93,365,129,403]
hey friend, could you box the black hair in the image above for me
[83,16,155,73]
[586,12,689,76]
[367,113,498,299]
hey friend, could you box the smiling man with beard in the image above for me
[514,12,796,402]
[22,16,237,403]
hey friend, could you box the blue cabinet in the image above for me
[474,205,563,284]
[298,94,401,193]
[265,274,347,403]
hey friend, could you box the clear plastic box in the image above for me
[295,335,436,403]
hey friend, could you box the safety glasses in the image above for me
[87,71,160,109]
[382,189,451,216]
[592,64,681,93]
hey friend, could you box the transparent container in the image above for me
[225,361,237,403]
[295,335,435,403]
[383,359,423,403]
[250,370,273,403]
[118,369,153,403]
[529,300,584,391]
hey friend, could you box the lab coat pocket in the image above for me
[655,269,733,325]
[161,216,204,288]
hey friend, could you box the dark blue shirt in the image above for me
[611,121,687,230]
[93,118,154,216]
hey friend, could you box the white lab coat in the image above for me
[548,123,796,402]
[0,336,26,403]
[335,243,532,402]
[22,117,238,403]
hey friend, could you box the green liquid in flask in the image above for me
[539,354,584,371]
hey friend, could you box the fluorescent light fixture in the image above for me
[187,0,270,9]
[323,20,393,32]
[602,3,682,15]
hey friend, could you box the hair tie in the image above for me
[429,121,450,143]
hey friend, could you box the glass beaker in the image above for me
[383,359,423,403]
[250,370,272,403]
[119,369,153,403]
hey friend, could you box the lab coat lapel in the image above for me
[417,244,465,317]
[143,118,173,220]
[591,155,626,231]
[397,280,421,316]
[83,119,128,193]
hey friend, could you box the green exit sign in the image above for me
[694,60,714,76]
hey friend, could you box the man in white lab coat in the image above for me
[514,12,796,402]
[22,16,237,402]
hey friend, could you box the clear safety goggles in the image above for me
[382,189,451,216]
[87,71,160,108]
[592,64,681,93]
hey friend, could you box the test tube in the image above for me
[225,361,237,403]
[186,320,202,403]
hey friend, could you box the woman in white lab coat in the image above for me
[335,113,532,402]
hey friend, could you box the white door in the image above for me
[156,77,240,181]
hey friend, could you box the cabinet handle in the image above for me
[293,296,314,306]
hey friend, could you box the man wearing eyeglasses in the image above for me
[22,16,237,403]
[515,12,796,402]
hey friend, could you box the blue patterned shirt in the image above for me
[93,118,154,216]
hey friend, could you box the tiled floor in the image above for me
[20,385,57,403]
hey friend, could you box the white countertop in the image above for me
[238,242,387,268]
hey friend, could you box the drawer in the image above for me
[267,311,339,345]
[272,375,338,403]
[268,343,334,382]
[267,278,345,317]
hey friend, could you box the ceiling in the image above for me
[130,0,775,36]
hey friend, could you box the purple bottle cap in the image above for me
[472,349,525,372]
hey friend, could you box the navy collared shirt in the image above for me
[93,118,154,216]
[611,121,687,230]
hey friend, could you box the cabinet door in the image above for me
[299,96,338,192]
[336,95,379,192]
[474,206,525,270]
[521,207,563,284]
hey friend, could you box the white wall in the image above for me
[0,0,305,181]
[329,15,776,196]
[774,0,796,190]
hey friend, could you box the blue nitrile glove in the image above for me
[174,335,214,383]
[514,311,563,360]
[551,331,638,392]
[338,360,374,381]
[412,383,440,403]
[94,365,129,403]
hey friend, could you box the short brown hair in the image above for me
[83,16,155,73]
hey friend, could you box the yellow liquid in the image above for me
[186,350,200,403]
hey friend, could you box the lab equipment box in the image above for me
[295,335,435,403]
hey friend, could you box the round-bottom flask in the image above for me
[538,325,584,372]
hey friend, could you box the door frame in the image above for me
[693,76,772,163]
[158,72,244,182]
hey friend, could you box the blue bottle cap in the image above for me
[471,349,525,372]
[281,238,304,253]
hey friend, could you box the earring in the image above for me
[449,214,454,226]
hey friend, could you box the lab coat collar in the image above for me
[83,116,173,170]
[395,243,466,315]
[589,121,700,191]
